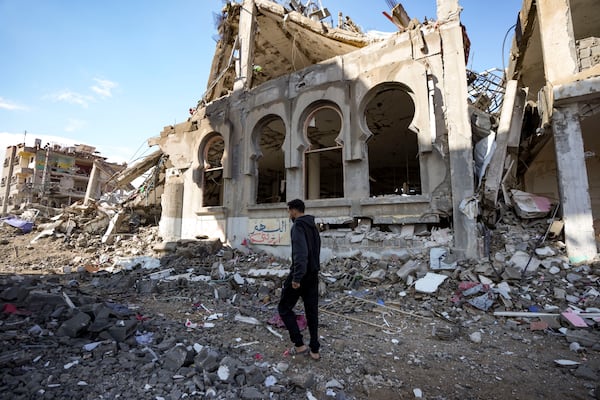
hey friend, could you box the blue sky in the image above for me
[0,0,521,165]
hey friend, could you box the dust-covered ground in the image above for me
[0,217,599,400]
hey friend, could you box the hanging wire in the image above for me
[501,23,517,73]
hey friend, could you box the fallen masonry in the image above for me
[0,204,599,399]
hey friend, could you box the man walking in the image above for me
[278,199,321,360]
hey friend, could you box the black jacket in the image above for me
[290,215,321,282]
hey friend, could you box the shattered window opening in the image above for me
[365,83,421,197]
[304,104,344,200]
[202,135,225,207]
[254,115,286,204]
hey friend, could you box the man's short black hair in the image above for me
[287,199,305,213]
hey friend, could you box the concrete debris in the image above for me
[0,163,599,400]
[414,273,448,294]
[510,190,552,219]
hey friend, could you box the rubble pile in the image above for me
[0,206,599,399]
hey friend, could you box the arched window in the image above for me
[304,104,344,199]
[364,83,421,196]
[254,116,286,204]
[202,135,225,206]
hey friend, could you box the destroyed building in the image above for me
[150,0,599,262]
[482,0,600,264]
[151,0,479,259]
[0,140,127,213]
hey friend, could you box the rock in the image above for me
[367,269,386,283]
[573,365,598,381]
[163,344,193,371]
[56,310,91,337]
[326,379,344,389]
[396,260,426,281]
[243,365,265,386]
[0,286,30,302]
[291,372,315,389]
[469,331,482,344]
[429,247,457,270]
[240,387,266,399]
[350,233,365,243]
[509,251,540,273]
[535,246,556,257]
[194,348,220,372]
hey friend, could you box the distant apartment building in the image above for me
[1,139,126,213]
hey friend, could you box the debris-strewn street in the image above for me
[1,203,598,400]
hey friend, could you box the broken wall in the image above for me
[152,3,474,260]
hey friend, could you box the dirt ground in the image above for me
[1,224,599,400]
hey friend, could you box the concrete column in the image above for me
[436,0,478,259]
[233,0,257,91]
[1,146,16,215]
[552,105,597,262]
[537,0,596,261]
[83,161,100,206]
[159,169,184,241]
[307,153,320,200]
[536,0,578,83]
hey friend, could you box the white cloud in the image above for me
[90,78,118,98]
[0,97,27,111]
[47,90,94,108]
[64,118,87,132]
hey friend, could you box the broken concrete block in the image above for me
[366,231,386,242]
[509,251,540,273]
[511,190,552,219]
[243,365,265,386]
[414,273,448,294]
[530,320,549,331]
[429,248,457,270]
[367,269,386,283]
[107,319,138,342]
[430,228,451,245]
[549,266,561,274]
[0,286,30,302]
[290,372,315,389]
[153,241,177,252]
[163,344,194,371]
[194,347,220,372]
[501,266,522,281]
[56,311,91,338]
[396,260,426,281]
[467,292,496,311]
[350,233,365,243]
[539,315,562,329]
[240,387,266,400]
[553,288,566,300]
[565,329,600,348]
[535,246,556,258]
[247,268,288,278]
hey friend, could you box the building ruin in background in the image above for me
[151,0,599,263]
[1,140,127,213]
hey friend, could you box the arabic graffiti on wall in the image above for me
[248,218,289,245]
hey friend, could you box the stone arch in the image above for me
[362,82,421,196]
[301,101,344,199]
[251,114,287,204]
[199,133,225,206]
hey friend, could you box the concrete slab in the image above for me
[414,272,448,294]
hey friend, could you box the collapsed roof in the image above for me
[202,0,376,103]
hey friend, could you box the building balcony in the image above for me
[13,166,34,176]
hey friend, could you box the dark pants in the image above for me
[277,271,320,353]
